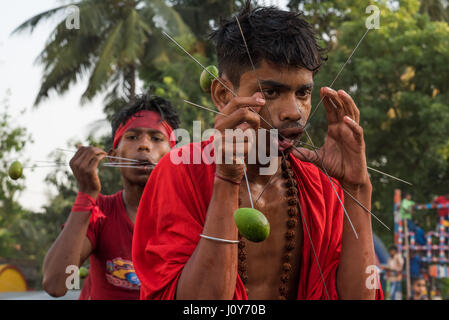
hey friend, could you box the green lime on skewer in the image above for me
[200,65,219,93]
[8,161,23,180]
[234,208,270,242]
[79,266,89,279]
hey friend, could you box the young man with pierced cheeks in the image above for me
[133,3,382,300]
[42,94,179,299]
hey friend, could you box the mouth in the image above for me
[135,158,157,166]
[276,127,304,152]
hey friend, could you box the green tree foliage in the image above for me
[305,0,449,243]
[419,0,449,22]
[0,93,33,257]
[287,0,370,48]
[143,55,216,135]
[139,1,246,133]
[13,0,192,108]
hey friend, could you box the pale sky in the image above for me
[0,0,288,212]
[0,0,110,211]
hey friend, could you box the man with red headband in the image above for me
[42,94,179,299]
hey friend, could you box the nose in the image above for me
[137,136,152,152]
[278,96,302,123]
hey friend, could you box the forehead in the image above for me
[239,59,314,87]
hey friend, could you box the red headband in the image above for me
[113,110,175,149]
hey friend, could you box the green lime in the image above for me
[200,65,219,93]
[234,208,270,242]
[8,161,23,180]
[79,266,89,279]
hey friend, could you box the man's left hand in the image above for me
[292,87,369,191]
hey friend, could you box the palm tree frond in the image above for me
[11,3,79,35]
[82,21,124,102]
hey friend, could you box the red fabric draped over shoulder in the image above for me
[132,139,383,300]
[133,139,247,300]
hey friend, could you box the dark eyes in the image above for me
[262,89,279,99]
[261,88,312,99]
[126,135,163,142]
[297,88,312,98]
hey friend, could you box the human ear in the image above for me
[210,77,234,112]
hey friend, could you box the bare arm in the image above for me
[175,90,264,300]
[42,214,93,297]
[175,178,240,299]
[336,182,376,299]
[293,87,377,299]
[42,146,106,297]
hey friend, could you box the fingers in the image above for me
[321,87,360,124]
[290,147,319,165]
[215,93,265,132]
[218,107,261,131]
[338,90,360,124]
[87,152,107,171]
[321,87,345,123]
[221,92,265,116]
[343,115,364,144]
[70,146,106,172]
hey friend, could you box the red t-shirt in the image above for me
[434,196,449,217]
[79,191,140,300]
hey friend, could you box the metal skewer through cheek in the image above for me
[183,97,391,231]
[236,15,332,298]
[56,148,142,163]
[172,19,398,236]
[25,163,156,169]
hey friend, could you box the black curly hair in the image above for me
[210,0,327,88]
[111,94,180,146]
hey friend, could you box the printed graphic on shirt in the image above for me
[106,258,141,290]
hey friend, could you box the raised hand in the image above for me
[292,87,369,190]
[69,145,107,199]
[214,93,265,184]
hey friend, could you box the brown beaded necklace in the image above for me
[237,155,300,300]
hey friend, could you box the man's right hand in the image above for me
[213,93,265,184]
[69,146,107,199]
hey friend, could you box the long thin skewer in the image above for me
[236,17,331,298]
[290,139,390,230]
[184,98,410,219]
[164,30,301,143]
[303,128,358,239]
[183,100,227,116]
[162,31,237,97]
[37,160,151,166]
[366,166,412,186]
[102,164,156,169]
[242,163,254,209]
[168,20,412,189]
[289,140,413,185]
[307,27,371,123]
[254,161,282,206]
[281,151,331,300]
[235,16,265,98]
[329,175,391,231]
[25,162,155,169]
[162,30,275,130]
[56,148,141,163]
[175,17,394,236]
